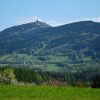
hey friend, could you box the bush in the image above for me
[73,81,87,88]
[0,68,16,84]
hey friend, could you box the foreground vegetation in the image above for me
[0,85,100,100]
[0,67,100,88]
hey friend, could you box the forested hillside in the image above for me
[0,21,100,73]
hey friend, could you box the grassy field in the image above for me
[0,85,100,100]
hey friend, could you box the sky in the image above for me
[0,0,100,31]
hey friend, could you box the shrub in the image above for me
[0,68,16,84]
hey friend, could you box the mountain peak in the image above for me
[1,21,51,34]
[32,21,51,28]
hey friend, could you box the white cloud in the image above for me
[45,17,100,27]
[86,17,100,22]
[45,20,67,27]
[16,16,100,26]
[56,17,100,26]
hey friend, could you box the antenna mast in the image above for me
[36,16,39,22]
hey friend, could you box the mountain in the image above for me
[0,21,100,72]
[0,21,52,54]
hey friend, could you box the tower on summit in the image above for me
[36,16,39,22]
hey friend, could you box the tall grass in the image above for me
[0,85,100,100]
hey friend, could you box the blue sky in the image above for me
[0,0,100,31]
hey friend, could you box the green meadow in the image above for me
[0,85,100,100]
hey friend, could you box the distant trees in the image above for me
[14,68,42,84]
[32,72,42,84]
[92,75,100,88]
[64,71,75,85]
[0,67,43,85]
[0,66,99,88]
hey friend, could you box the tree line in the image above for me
[0,66,100,88]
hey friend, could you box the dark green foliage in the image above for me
[0,66,100,87]
[14,68,42,84]
[92,75,100,88]
[64,71,76,85]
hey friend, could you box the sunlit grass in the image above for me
[0,85,100,100]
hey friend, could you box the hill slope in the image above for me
[0,21,100,71]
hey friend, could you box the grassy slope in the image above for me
[0,85,100,100]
